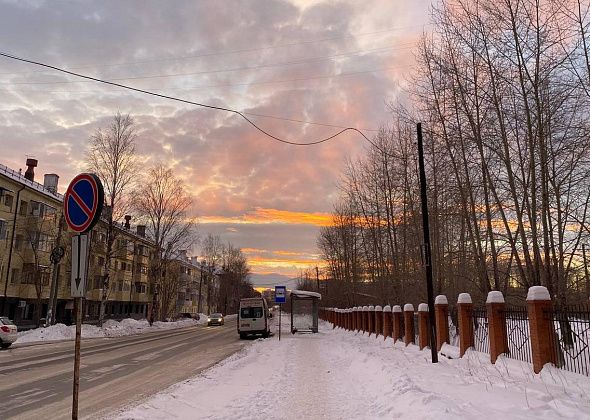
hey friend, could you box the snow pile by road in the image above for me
[16,318,199,344]
[116,317,590,420]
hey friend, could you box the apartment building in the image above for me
[0,159,208,327]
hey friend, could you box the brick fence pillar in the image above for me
[374,305,383,338]
[435,295,449,351]
[392,305,402,343]
[487,291,508,364]
[362,306,368,333]
[351,307,356,331]
[404,304,415,346]
[458,293,473,357]
[418,303,429,350]
[383,305,392,340]
[527,286,556,373]
[368,305,375,337]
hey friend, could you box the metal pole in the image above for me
[72,296,82,419]
[583,244,590,300]
[197,263,204,314]
[417,122,438,363]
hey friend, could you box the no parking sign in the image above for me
[63,173,104,297]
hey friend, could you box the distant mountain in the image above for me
[249,273,299,290]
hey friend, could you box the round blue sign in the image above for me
[63,173,104,233]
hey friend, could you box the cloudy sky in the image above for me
[0,0,431,285]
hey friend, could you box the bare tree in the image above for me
[134,164,197,322]
[86,112,139,326]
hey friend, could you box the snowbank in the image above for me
[16,318,199,344]
[115,314,590,420]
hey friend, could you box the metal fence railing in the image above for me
[503,306,533,363]
[547,304,590,376]
[448,306,459,347]
[472,307,489,354]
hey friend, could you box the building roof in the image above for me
[0,162,62,202]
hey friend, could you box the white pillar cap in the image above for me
[486,291,505,304]
[403,303,414,312]
[435,295,448,305]
[383,305,392,312]
[458,293,472,304]
[418,303,428,312]
[392,305,402,313]
[526,286,551,301]
[375,305,382,311]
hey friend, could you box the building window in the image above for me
[0,219,7,240]
[4,194,13,210]
[10,268,20,284]
[19,200,27,216]
[15,234,23,250]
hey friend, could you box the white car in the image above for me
[0,317,17,349]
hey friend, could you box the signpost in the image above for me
[275,286,286,341]
[63,173,103,420]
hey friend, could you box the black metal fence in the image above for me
[547,304,590,376]
[449,306,459,347]
[503,306,533,363]
[472,307,489,353]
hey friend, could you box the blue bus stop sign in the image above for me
[275,286,286,304]
[64,173,104,233]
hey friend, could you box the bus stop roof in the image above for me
[291,290,321,300]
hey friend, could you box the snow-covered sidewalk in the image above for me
[116,318,590,420]
[15,315,209,345]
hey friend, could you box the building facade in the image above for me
[0,159,209,327]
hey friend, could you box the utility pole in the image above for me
[417,122,438,364]
[198,260,204,314]
[316,266,320,292]
[47,214,65,325]
[583,244,590,300]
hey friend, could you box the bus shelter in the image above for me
[290,290,321,334]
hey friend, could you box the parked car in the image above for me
[207,313,225,326]
[238,297,271,339]
[0,317,18,349]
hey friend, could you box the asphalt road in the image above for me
[0,319,245,419]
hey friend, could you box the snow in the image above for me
[435,295,448,305]
[291,290,322,299]
[15,318,200,344]
[116,317,590,420]
[527,286,551,301]
[458,293,472,304]
[418,303,428,312]
[383,305,391,312]
[486,291,505,304]
[403,303,414,312]
[392,305,402,313]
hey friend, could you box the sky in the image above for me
[0,0,431,286]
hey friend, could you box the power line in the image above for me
[1,64,405,88]
[0,43,414,81]
[0,24,429,74]
[0,50,378,147]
